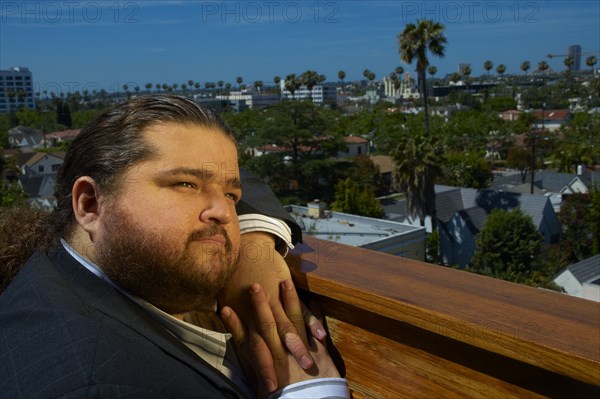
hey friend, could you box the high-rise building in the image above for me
[568,45,582,70]
[0,67,36,113]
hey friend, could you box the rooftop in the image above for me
[287,205,423,248]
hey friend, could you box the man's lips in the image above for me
[192,235,226,245]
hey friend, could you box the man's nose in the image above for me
[200,193,234,225]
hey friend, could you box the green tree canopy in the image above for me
[331,178,383,218]
[471,208,542,283]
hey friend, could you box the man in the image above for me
[0,95,348,398]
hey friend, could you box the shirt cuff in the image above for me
[238,213,294,257]
[268,378,350,399]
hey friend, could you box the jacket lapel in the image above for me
[50,245,249,399]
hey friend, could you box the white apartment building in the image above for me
[279,83,337,104]
[0,67,35,113]
[382,72,420,100]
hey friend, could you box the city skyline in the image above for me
[1,0,599,94]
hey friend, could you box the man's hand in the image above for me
[218,232,326,370]
[221,280,340,397]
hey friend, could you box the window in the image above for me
[38,165,45,173]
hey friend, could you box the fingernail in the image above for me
[265,378,277,392]
[282,280,293,290]
[301,355,313,369]
[316,327,327,340]
[221,308,231,318]
[250,284,260,294]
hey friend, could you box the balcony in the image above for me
[288,236,600,398]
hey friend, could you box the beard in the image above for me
[94,204,239,314]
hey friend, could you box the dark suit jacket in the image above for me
[0,172,300,398]
[0,246,249,398]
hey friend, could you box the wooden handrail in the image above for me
[288,236,600,399]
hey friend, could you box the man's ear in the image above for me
[72,176,103,237]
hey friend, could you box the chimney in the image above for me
[307,199,327,219]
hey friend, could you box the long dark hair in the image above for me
[1,95,236,292]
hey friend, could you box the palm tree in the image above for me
[155,83,161,92]
[300,70,322,101]
[483,60,493,77]
[236,76,243,89]
[496,64,506,79]
[449,72,461,85]
[462,65,472,91]
[363,69,376,85]
[586,55,597,73]
[254,80,264,92]
[145,83,153,92]
[395,66,404,75]
[537,61,549,74]
[520,61,531,76]
[564,56,574,71]
[284,74,301,99]
[397,19,447,137]
[393,132,443,230]
[427,66,437,79]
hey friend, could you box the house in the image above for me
[287,204,426,261]
[491,170,592,212]
[18,173,56,198]
[531,109,572,131]
[7,126,44,149]
[337,136,368,158]
[44,129,80,147]
[370,155,395,189]
[436,186,561,267]
[382,185,561,268]
[499,110,522,122]
[553,255,600,302]
[17,151,65,175]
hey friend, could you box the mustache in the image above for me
[187,225,231,248]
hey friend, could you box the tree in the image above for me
[362,69,376,85]
[586,55,597,73]
[537,61,549,74]
[462,65,472,91]
[483,60,493,77]
[427,66,437,79]
[397,19,447,137]
[331,178,383,218]
[393,131,443,229]
[507,146,531,183]
[563,56,574,71]
[236,76,243,88]
[395,66,404,75]
[254,81,263,92]
[440,151,493,189]
[558,193,597,263]
[337,70,345,83]
[0,181,28,208]
[471,208,542,283]
[284,74,301,98]
[300,70,325,101]
[520,61,531,76]
[496,64,506,78]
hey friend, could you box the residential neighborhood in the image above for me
[2,56,599,302]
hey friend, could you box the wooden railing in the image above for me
[288,236,600,399]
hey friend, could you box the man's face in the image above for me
[94,123,242,314]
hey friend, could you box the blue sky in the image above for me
[1,0,599,93]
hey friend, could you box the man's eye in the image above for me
[178,182,196,189]
[225,193,239,202]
